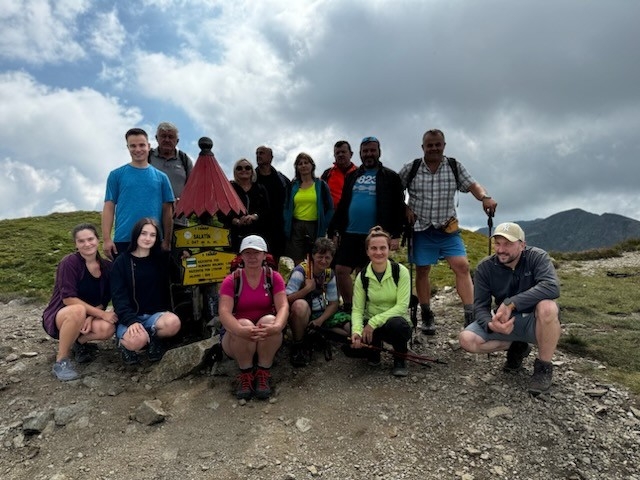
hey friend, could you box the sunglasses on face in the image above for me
[235,165,252,171]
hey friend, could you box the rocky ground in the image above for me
[1,257,640,480]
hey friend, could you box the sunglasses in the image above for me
[235,165,252,171]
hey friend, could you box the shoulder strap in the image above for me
[359,266,370,303]
[447,157,460,188]
[390,260,400,286]
[405,158,422,188]
[360,261,399,304]
[234,266,275,313]
[232,269,242,313]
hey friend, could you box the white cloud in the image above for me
[0,71,143,220]
[0,0,89,64]
[88,8,126,59]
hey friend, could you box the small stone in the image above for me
[5,353,19,362]
[486,406,512,418]
[20,351,38,357]
[295,417,312,433]
[584,388,608,398]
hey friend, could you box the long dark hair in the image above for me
[128,217,162,253]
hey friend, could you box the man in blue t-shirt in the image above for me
[327,137,405,312]
[102,128,175,259]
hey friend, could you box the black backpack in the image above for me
[358,260,401,303]
[358,260,419,330]
[405,156,460,189]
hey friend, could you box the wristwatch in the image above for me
[503,297,515,309]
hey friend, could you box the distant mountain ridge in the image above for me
[475,208,640,253]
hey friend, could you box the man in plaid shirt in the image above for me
[399,129,497,333]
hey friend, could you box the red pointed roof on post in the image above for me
[174,137,246,219]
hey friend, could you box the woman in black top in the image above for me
[111,218,181,364]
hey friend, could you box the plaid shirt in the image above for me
[398,156,475,231]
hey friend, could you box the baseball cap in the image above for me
[361,136,379,145]
[240,235,268,253]
[492,222,525,242]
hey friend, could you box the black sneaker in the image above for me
[420,306,436,335]
[392,358,408,377]
[119,345,140,366]
[367,351,381,367]
[290,344,309,368]
[503,341,532,372]
[529,358,553,395]
[147,336,166,362]
[72,341,94,364]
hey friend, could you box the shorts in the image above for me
[116,312,166,340]
[464,312,537,344]
[334,233,369,270]
[313,311,351,329]
[410,228,467,266]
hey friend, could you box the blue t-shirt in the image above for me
[104,164,175,242]
[347,169,377,234]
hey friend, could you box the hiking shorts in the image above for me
[464,312,537,344]
[410,228,467,266]
[116,312,166,340]
[313,311,351,329]
[334,233,369,269]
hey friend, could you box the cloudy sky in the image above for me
[1,0,639,230]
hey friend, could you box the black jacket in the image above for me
[328,162,405,239]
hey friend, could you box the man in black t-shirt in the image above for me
[255,145,291,260]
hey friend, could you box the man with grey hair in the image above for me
[458,222,561,395]
[149,122,194,227]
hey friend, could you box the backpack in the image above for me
[358,260,401,304]
[229,255,278,314]
[149,149,192,173]
[358,260,418,330]
[405,156,460,189]
[297,261,334,307]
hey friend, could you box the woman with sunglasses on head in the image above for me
[43,223,117,381]
[220,158,272,253]
[218,235,289,401]
[111,218,181,365]
[350,226,412,377]
[283,152,334,264]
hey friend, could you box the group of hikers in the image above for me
[42,123,561,401]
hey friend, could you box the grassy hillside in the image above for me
[1,211,639,392]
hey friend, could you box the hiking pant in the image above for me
[371,316,412,354]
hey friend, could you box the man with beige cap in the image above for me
[458,222,560,395]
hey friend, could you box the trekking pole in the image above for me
[487,213,494,256]
[362,344,447,366]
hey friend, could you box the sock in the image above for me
[420,303,432,312]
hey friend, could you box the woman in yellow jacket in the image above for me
[350,226,412,376]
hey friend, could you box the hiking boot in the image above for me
[529,358,553,395]
[503,341,532,372]
[52,358,79,381]
[290,343,309,368]
[420,306,436,335]
[119,345,140,366]
[235,370,254,400]
[147,336,166,362]
[392,358,408,377]
[254,368,272,400]
[463,311,474,328]
[367,351,381,367]
[72,341,94,364]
